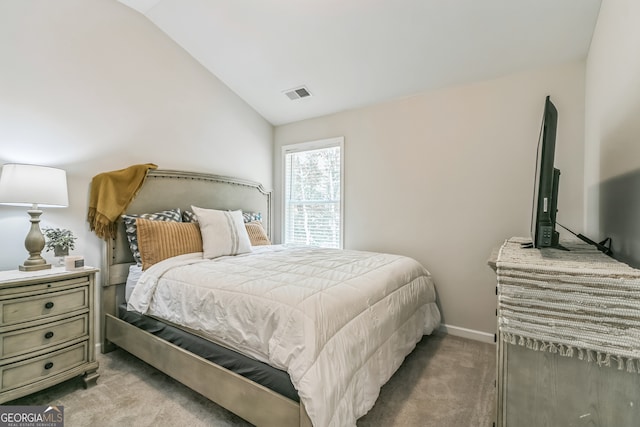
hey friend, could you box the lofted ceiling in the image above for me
[118,0,602,126]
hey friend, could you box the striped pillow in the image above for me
[136,218,202,270]
[191,206,252,259]
[122,208,182,265]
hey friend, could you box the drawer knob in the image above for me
[44,362,54,370]
[44,331,54,339]
[44,301,55,309]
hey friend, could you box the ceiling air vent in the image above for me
[284,86,312,100]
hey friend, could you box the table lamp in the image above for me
[0,164,69,271]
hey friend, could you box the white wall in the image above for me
[0,0,596,340]
[584,0,640,266]
[275,61,586,336]
[0,0,273,273]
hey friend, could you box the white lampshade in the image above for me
[0,164,69,207]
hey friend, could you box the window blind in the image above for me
[284,143,342,248]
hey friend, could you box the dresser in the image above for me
[0,267,99,403]
[489,238,640,427]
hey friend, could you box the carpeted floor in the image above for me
[7,333,495,427]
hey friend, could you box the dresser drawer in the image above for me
[1,286,88,326]
[1,315,88,361]
[1,342,88,392]
[0,275,89,298]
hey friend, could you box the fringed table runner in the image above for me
[497,237,640,373]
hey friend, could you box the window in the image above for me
[282,137,344,248]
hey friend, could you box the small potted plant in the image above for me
[43,227,77,257]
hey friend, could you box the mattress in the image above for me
[125,264,143,302]
[127,245,441,427]
[118,303,298,402]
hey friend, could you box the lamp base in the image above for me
[19,262,52,271]
[18,207,52,272]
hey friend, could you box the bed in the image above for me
[101,169,441,427]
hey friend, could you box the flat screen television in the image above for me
[527,96,613,255]
[530,96,562,249]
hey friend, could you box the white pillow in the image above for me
[191,206,252,258]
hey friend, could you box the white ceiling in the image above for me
[118,0,602,126]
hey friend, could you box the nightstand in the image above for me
[0,267,100,403]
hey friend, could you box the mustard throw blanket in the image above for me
[87,163,157,240]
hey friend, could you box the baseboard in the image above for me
[438,323,495,344]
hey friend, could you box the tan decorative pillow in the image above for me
[136,218,203,270]
[245,221,271,246]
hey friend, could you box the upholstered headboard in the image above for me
[104,169,271,290]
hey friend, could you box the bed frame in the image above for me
[101,169,312,427]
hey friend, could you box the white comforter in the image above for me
[128,245,441,427]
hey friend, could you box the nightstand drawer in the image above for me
[0,342,88,392]
[1,315,89,361]
[1,286,88,326]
